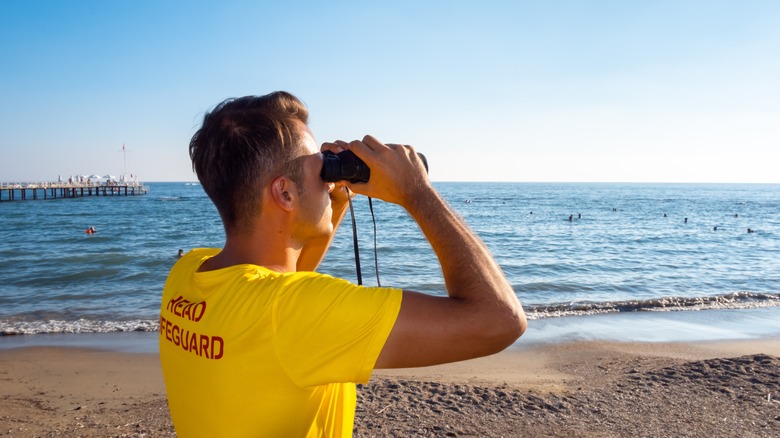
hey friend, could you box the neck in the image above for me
[200,224,302,274]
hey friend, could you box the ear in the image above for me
[270,176,296,212]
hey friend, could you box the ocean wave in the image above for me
[3,292,779,335]
[524,291,780,319]
[0,318,158,335]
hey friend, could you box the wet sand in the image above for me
[1,338,778,437]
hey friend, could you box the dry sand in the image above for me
[1,338,779,437]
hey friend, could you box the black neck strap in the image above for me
[346,188,362,285]
[345,188,380,287]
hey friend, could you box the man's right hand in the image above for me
[334,135,432,209]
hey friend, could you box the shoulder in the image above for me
[274,271,402,309]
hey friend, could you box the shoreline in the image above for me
[3,305,780,353]
[1,337,778,436]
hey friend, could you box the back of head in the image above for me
[189,91,309,232]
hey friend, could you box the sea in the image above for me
[1,182,779,351]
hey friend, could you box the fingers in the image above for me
[322,138,376,160]
[339,138,375,162]
[320,140,349,154]
[363,136,413,157]
[361,135,383,151]
[335,136,420,171]
[321,135,429,205]
[325,136,419,170]
[387,143,417,160]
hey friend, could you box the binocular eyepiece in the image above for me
[321,150,428,183]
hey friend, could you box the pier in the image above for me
[0,181,149,202]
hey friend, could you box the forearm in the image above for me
[296,199,350,271]
[374,186,525,368]
[406,188,519,311]
[407,189,526,347]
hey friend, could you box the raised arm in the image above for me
[340,136,526,369]
[296,142,355,272]
[295,189,350,272]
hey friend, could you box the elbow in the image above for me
[481,305,527,355]
[503,305,527,346]
[516,310,528,340]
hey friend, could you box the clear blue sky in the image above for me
[1,0,778,183]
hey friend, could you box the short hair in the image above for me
[189,91,309,231]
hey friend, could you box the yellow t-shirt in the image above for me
[159,248,402,437]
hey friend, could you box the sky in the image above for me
[1,0,778,183]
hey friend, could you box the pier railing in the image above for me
[0,181,150,202]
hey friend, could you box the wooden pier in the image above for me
[0,181,149,202]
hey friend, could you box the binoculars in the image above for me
[320,150,428,183]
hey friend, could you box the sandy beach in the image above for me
[1,337,778,437]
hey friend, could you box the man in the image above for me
[159,91,526,437]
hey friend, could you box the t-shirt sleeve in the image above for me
[271,274,402,388]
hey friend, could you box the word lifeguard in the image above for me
[159,315,224,360]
